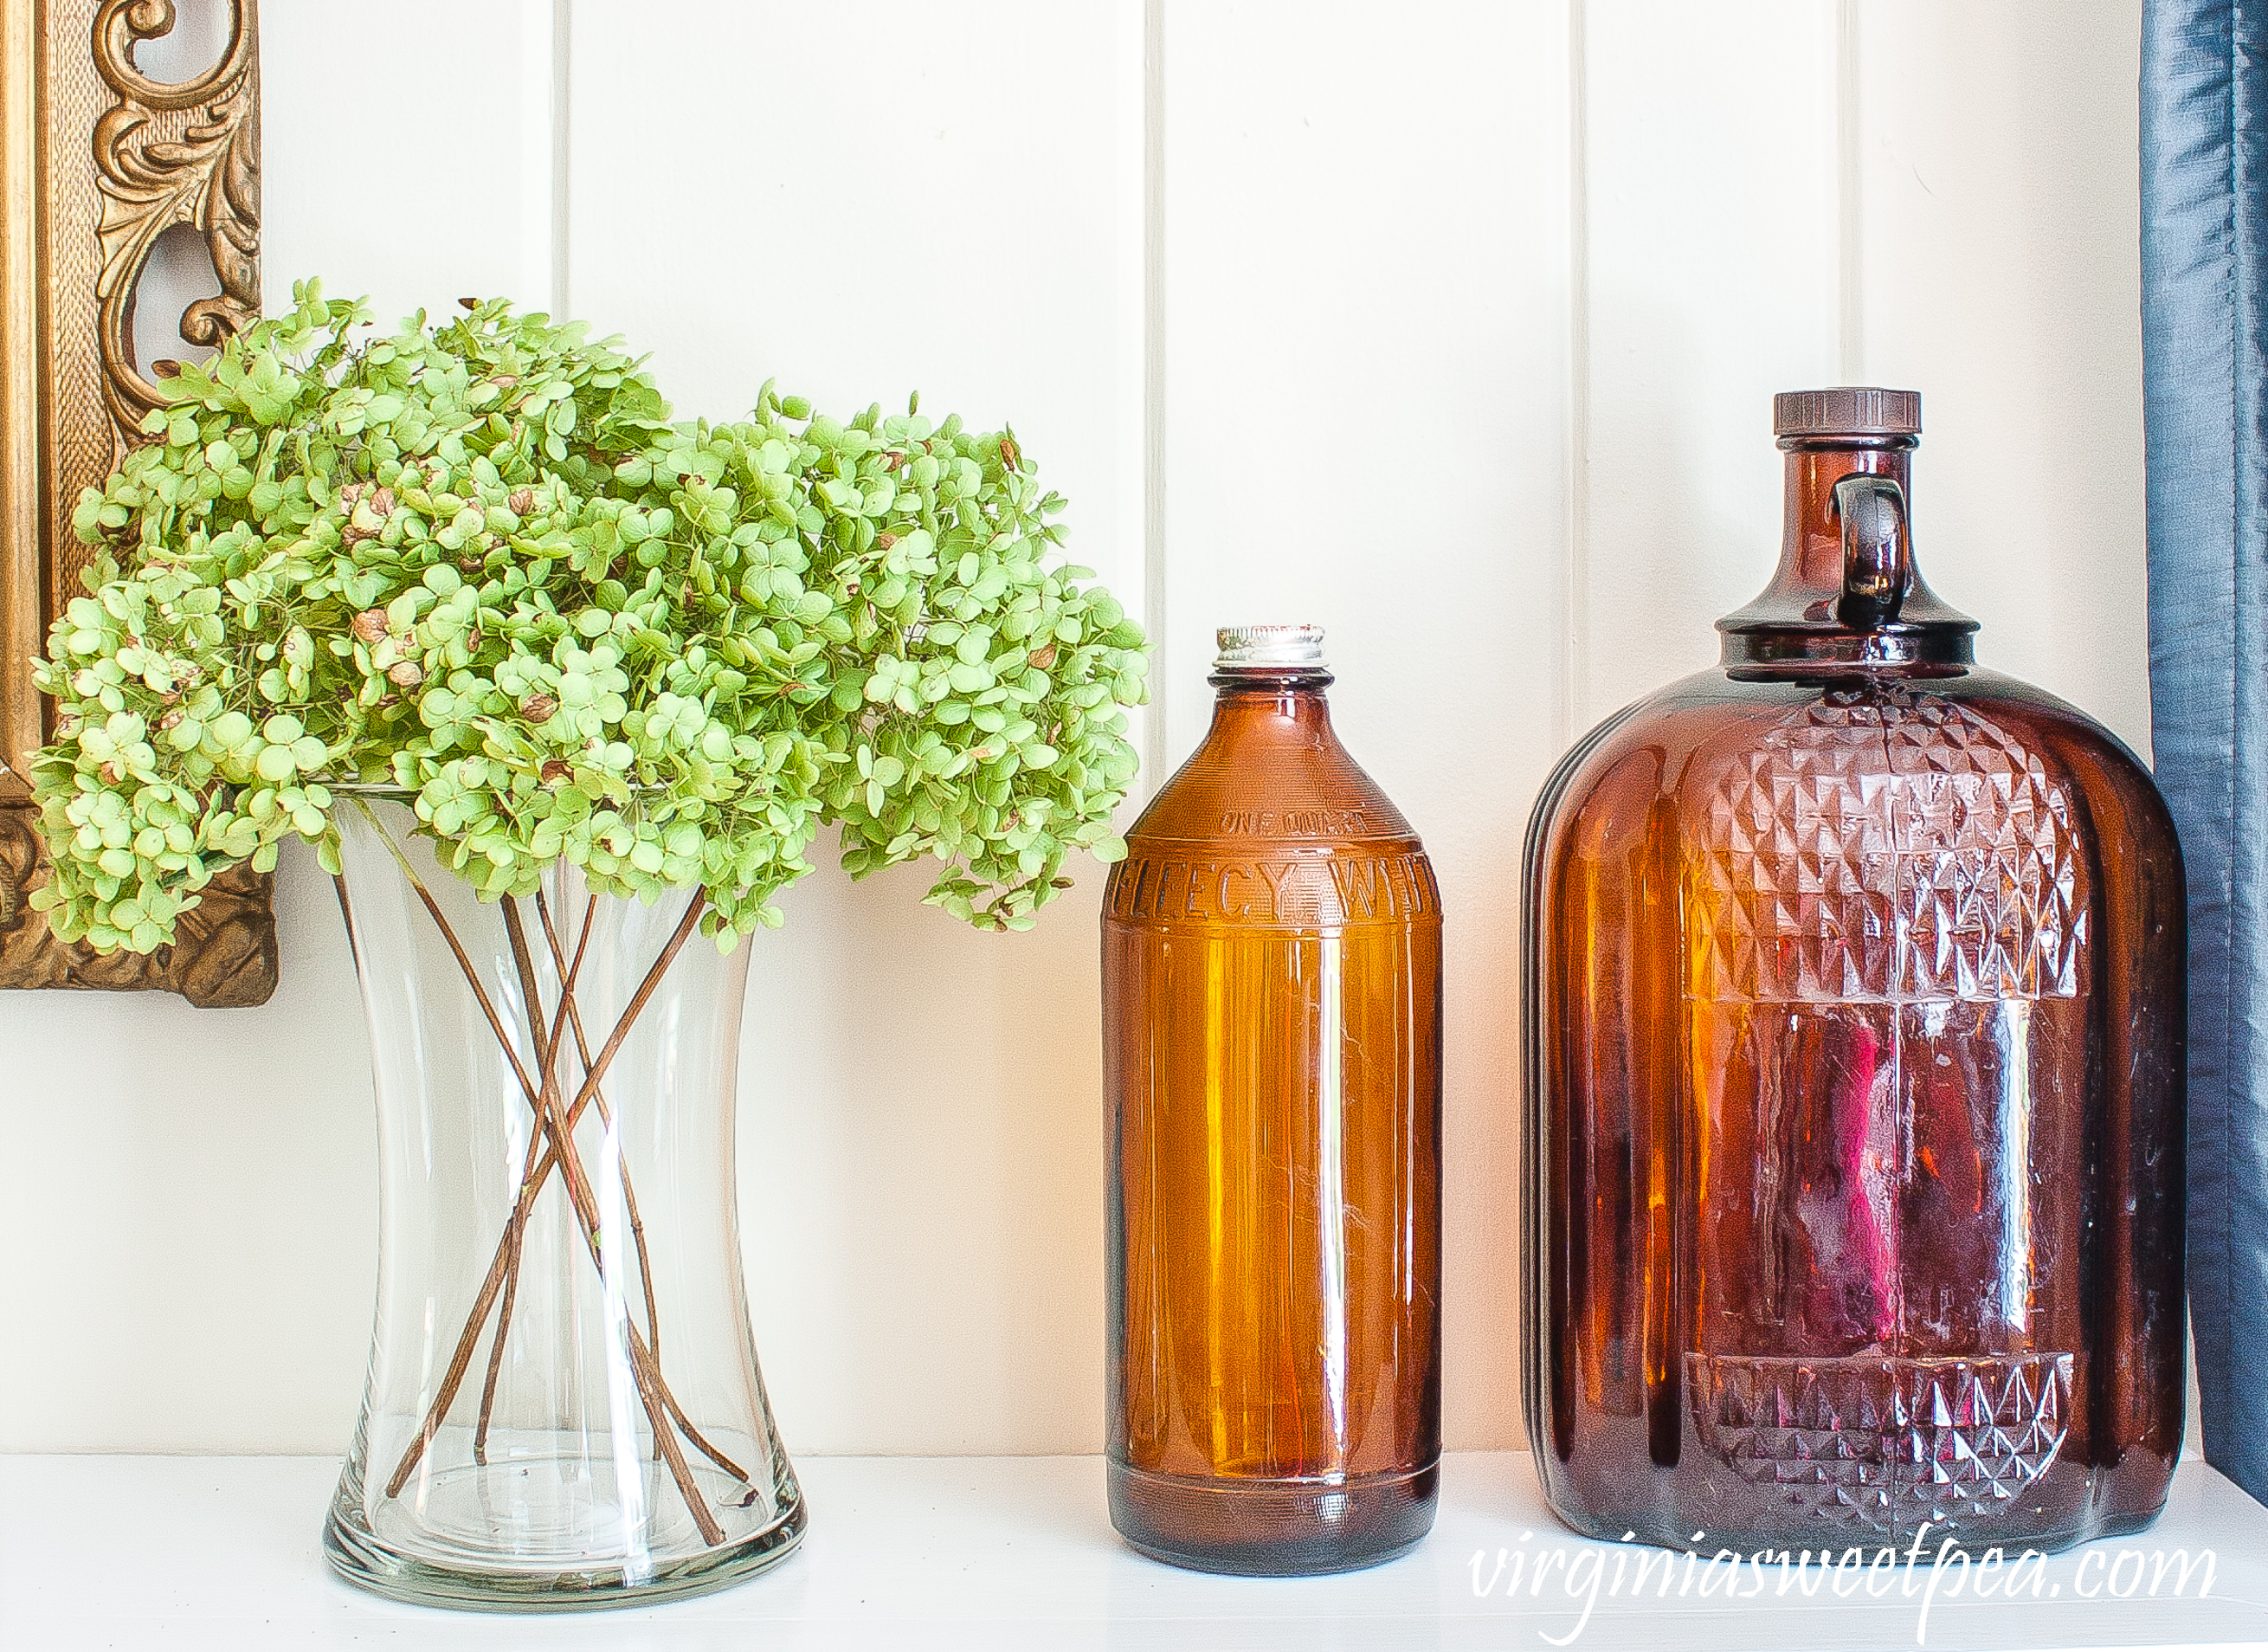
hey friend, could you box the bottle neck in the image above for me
[1779,440,1910,594]
[1717,435,1976,670]
[1205,668,1336,729]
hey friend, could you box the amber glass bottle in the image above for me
[1524,389,2186,1552]
[1104,625,1442,1575]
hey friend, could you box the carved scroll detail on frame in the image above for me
[0,0,275,1006]
[93,0,261,437]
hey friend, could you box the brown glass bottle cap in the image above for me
[1215,624,1325,668]
[1773,386,1921,437]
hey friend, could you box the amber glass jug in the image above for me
[1104,625,1442,1574]
[1523,389,2186,1552]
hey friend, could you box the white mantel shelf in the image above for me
[3,1453,2265,1651]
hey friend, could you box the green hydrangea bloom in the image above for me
[29,281,1147,951]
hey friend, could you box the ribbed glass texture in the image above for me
[324,796,802,1610]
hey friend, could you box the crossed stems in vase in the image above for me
[349,806,753,1548]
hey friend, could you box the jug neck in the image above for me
[1717,434,1977,671]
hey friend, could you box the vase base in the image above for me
[323,1481,806,1612]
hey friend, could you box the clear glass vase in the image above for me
[323,795,804,1610]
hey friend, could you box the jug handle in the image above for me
[1832,473,1910,631]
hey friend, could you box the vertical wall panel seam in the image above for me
[1836,0,1864,380]
[1562,0,1590,746]
[552,0,572,320]
[1142,0,1168,793]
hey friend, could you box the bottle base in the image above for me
[1108,1458,1438,1576]
[323,1482,807,1612]
[1536,1486,2170,1558]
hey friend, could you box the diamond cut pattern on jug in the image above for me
[1691,687,2084,1005]
[1682,685,2086,1529]
[1689,1353,2077,1530]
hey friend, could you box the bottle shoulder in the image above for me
[1532,666,2179,866]
[1110,714,1436,929]
[1124,717,1422,855]
[1545,667,2158,793]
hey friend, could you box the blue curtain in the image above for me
[2142,0,2268,1505]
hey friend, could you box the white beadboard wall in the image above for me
[0,0,2154,1455]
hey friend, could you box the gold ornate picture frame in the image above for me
[0,0,274,1004]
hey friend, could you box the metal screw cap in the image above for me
[1774,386,1922,437]
[1215,624,1326,668]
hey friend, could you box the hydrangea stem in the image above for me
[473,893,598,1467]
[532,888,757,1493]
[358,811,729,1545]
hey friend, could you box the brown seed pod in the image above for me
[156,707,184,732]
[540,758,573,788]
[508,487,535,516]
[351,609,390,643]
[387,661,424,688]
[520,693,558,724]
[370,487,396,516]
[875,530,899,550]
[1028,642,1057,670]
